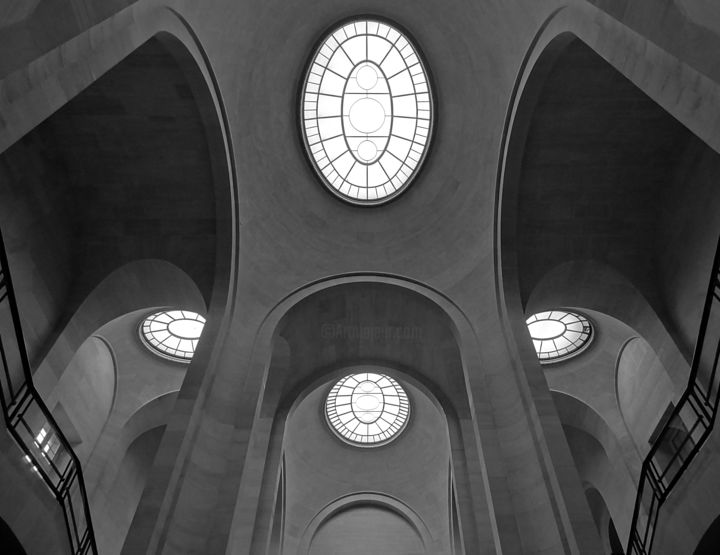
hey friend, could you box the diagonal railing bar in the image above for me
[0,230,97,555]
[628,235,720,555]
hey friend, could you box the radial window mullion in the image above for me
[140,310,206,362]
[526,310,593,364]
[325,371,410,447]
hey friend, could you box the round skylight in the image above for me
[526,310,593,363]
[140,310,205,362]
[325,372,410,446]
[301,19,434,204]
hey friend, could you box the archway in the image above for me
[585,487,624,555]
[224,277,490,555]
[496,29,720,554]
[308,505,425,555]
[94,425,166,555]
[497,30,720,385]
[0,24,234,555]
[0,30,233,378]
[285,369,449,554]
[552,391,637,544]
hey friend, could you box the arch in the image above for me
[495,5,720,398]
[0,10,237,394]
[528,261,688,393]
[94,424,166,555]
[0,23,242,554]
[79,309,187,549]
[55,304,192,505]
[284,371,448,553]
[299,493,432,555]
[552,391,627,474]
[0,7,235,156]
[226,274,493,555]
[85,357,180,553]
[551,391,637,544]
[32,259,205,403]
[121,391,179,450]
[258,281,477,554]
[42,335,117,464]
[616,337,676,459]
[544,308,652,480]
[492,19,720,553]
[584,487,613,555]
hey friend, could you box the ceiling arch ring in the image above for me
[298,492,433,554]
[252,273,479,355]
[246,273,486,454]
[495,3,720,316]
[226,274,493,554]
[493,5,717,393]
[244,273,486,431]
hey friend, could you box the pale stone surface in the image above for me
[0,0,719,554]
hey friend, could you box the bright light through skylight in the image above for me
[526,310,593,363]
[140,310,205,362]
[325,372,410,446]
[301,19,433,204]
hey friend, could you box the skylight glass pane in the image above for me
[301,18,434,204]
[140,310,206,363]
[325,372,410,447]
[525,310,593,364]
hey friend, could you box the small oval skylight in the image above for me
[325,372,410,446]
[140,310,205,362]
[301,18,433,204]
[526,310,593,363]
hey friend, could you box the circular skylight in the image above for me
[301,19,433,204]
[325,372,410,446]
[140,310,206,362]
[526,310,593,363]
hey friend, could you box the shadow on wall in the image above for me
[0,15,233,555]
[95,425,166,555]
[584,487,623,555]
[616,337,676,460]
[0,30,223,372]
[231,279,491,555]
[78,308,188,555]
[42,336,116,464]
[0,517,27,555]
[695,513,720,554]
[500,33,720,374]
[552,391,636,545]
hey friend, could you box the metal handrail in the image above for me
[627,236,720,555]
[0,231,97,555]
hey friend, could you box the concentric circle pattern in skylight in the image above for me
[301,19,433,204]
[140,310,205,362]
[526,310,593,363]
[325,372,410,446]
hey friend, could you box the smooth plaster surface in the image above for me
[0,0,719,554]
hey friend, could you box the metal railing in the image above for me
[0,232,97,555]
[627,236,720,555]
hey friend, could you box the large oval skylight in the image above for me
[140,310,205,362]
[325,372,410,446]
[301,19,433,204]
[526,310,593,363]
